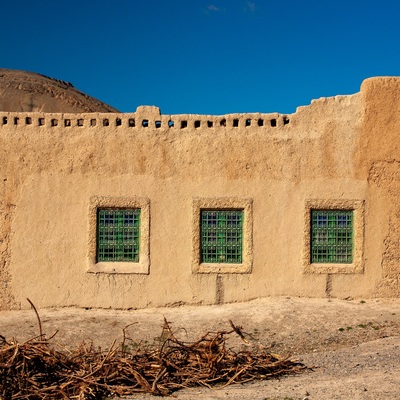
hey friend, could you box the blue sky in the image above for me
[1,0,400,115]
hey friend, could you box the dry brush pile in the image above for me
[0,302,306,399]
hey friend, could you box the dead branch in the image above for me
[26,298,43,340]
[0,318,306,399]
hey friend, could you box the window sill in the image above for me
[194,262,252,274]
[304,262,363,274]
[87,261,149,274]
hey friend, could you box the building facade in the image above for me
[1,77,400,310]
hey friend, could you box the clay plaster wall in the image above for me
[0,77,400,310]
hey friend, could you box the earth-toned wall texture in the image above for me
[0,72,400,310]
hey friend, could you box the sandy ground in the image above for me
[1,297,400,399]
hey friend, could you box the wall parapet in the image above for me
[0,109,291,132]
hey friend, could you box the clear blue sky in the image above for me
[1,0,400,115]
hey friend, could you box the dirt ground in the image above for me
[1,297,400,399]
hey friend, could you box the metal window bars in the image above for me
[311,210,353,263]
[201,210,243,263]
[97,209,140,262]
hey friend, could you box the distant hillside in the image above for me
[0,69,119,113]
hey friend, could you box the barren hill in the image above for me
[0,69,119,113]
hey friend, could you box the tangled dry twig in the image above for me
[0,304,306,399]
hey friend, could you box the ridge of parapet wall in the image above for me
[0,110,291,130]
[0,92,361,133]
[295,93,360,113]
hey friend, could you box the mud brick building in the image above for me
[1,77,400,310]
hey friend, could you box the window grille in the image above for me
[311,210,353,263]
[97,209,140,262]
[201,210,243,263]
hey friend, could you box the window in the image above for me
[97,209,140,262]
[201,210,243,263]
[88,196,150,274]
[311,210,353,263]
[304,199,364,274]
[192,198,253,274]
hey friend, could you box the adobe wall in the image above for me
[0,77,399,310]
[357,78,400,297]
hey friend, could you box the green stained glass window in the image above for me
[311,210,353,263]
[201,210,243,263]
[97,209,140,262]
